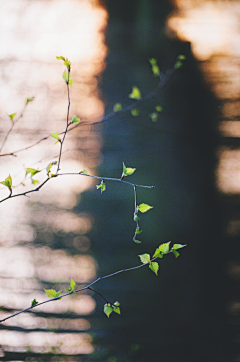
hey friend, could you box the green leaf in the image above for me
[51,132,60,140]
[104,304,113,318]
[8,113,16,122]
[149,261,159,275]
[56,55,65,60]
[133,213,140,221]
[149,112,158,122]
[70,277,76,290]
[81,169,88,175]
[152,247,163,258]
[134,239,142,244]
[26,97,35,104]
[96,180,106,193]
[149,58,157,66]
[31,298,38,307]
[71,115,80,124]
[1,174,12,189]
[44,289,57,298]
[113,301,121,315]
[31,179,39,185]
[178,54,186,60]
[139,253,150,264]
[172,249,180,258]
[131,108,140,116]
[172,244,187,250]
[149,58,160,76]
[46,161,57,175]
[122,162,136,178]
[138,203,153,213]
[26,168,40,177]
[128,86,141,100]
[55,290,62,298]
[64,58,71,70]
[113,103,122,112]
[62,69,73,85]
[135,227,142,235]
[155,105,163,112]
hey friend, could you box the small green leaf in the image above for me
[122,162,136,178]
[135,227,142,235]
[8,113,16,122]
[96,180,106,193]
[113,306,121,315]
[134,239,142,244]
[31,179,39,185]
[26,168,40,177]
[81,169,88,175]
[138,203,153,213]
[129,86,141,100]
[149,59,160,76]
[172,250,180,258]
[158,242,171,254]
[131,108,140,116]
[51,132,60,140]
[178,54,186,60]
[26,97,35,104]
[155,105,163,112]
[152,247,163,258]
[139,253,150,264]
[114,301,120,307]
[31,298,38,307]
[56,55,65,60]
[62,69,73,85]
[55,290,62,298]
[149,58,157,66]
[172,244,187,251]
[113,103,122,112]
[46,161,57,175]
[1,174,12,189]
[149,112,158,122]
[70,277,76,290]
[133,213,140,221]
[149,261,159,275]
[64,58,71,70]
[104,304,113,318]
[71,115,80,124]
[44,289,57,298]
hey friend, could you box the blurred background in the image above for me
[0,0,239,361]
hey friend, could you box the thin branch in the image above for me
[0,256,158,323]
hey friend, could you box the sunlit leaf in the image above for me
[158,242,171,254]
[128,86,141,100]
[56,55,65,60]
[62,69,73,85]
[44,289,57,298]
[51,132,60,140]
[113,306,121,315]
[172,244,187,250]
[149,58,160,76]
[113,103,122,112]
[71,115,80,124]
[104,304,113,318]
[134,239,142,244]
[26,168,40,177]
[64,58,71,70]
[26,97,35,104]
[31,179,39,185]
[155,105,163,112]
[172,250,180,258]
[96,180,106,193]
[81,169,88,175]
[133,213,140,221]
[135,227,142,235]
[8,113,16,122]
[122,162,136,178]
[138,203,153,213]
[70,277,76,290]
[149,261,159,275]
[138,253,150,264]
[55,290,62,298]
[1,174,12,189]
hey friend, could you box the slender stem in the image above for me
[0,256,159,323]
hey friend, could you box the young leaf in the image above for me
[172,249,180,258]
[158,241,171,254]
[64,58,71,70]
[1,174,12,189]
[26,168,40,177]
[113,301,121,315]
[121,162,136,179]
[96,180,106,193]
[155,105,163,112]
[128,86,141,100]
[31,179,39,185]
[152,247,163,258]
[138,203,153,213]
[139,253,150,264]
[8,113,16,122]
[71,115,80,124]
[149,58,160,76]
[135,227,142,235]
[55,290,62,298]
[113,103,122,112]
[56,55,65,60]
[62,69,73,85]
[46,161,57,175]
[131,108,140,116]
[70,277,76,290]
[44,289,57,298]
[133,213,140,221]
[104,304,113,318]
[134,239,142,244]
[172,244,187,250]
[51,132,60,140]
[149,261,159,275]
[81,169,88,175]
[26,97,35,104]
[149,112,158,122]
[31,299,38,307]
